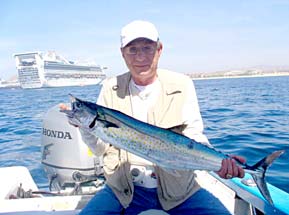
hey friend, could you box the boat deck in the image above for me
[1,167,288,215]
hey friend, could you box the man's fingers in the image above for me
[231,155,246,164]
[217,159,229,178]
[229,158,245,178]
[232,159,239,177]
[226,159,233,178]
[217,157,245,179]
[238,166,245,178]
[59,103,70,110]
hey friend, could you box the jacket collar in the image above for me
[113,69,183,126]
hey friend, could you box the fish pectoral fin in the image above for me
[166,124,187,135]
[101,120,119,128]
[89,114,119,129]
[90,110,120,129]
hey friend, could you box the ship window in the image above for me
[20,59,36,66]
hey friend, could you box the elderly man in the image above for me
[79,20,245,215]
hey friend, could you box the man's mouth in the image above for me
[134,64,149,69]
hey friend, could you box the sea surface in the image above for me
[0,76,288,193]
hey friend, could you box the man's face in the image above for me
[121,38,162,85]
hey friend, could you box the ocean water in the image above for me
[0,76,288,193]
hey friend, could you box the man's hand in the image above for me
[216,155,246,179]
[59,103,70,111]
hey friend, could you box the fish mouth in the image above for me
[60,108,80,127]
[61,109,75,119]
[69,94,77,103]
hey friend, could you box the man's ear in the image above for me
[157,42,163,55]
[158,42,163,52]
[120,47,125,57]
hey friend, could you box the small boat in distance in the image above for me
[0,78,20,89]
[14,51,106,89]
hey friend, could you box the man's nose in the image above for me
[135,50,146,60]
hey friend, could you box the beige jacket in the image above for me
[98,69,203,210]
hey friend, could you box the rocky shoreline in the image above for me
[187,69,289,80]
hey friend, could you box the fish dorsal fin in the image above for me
[166,124,187,135]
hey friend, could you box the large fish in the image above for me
[62,94,284,205]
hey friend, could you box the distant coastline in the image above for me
[2,69,289,88]
[187,69,289,80]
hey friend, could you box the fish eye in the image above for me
[73,102,82,109]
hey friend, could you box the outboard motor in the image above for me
[41,104,104,195]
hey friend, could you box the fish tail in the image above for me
[246,150,284,205]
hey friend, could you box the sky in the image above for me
[1,0,289,80]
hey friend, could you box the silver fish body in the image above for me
[62,94,284,205]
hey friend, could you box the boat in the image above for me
[13,51,106,89]
[1,169,288,215]
[0,78,20,88]
[0,105,288,215]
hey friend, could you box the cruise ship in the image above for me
[14,51,106,89]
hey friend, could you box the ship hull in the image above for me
[42,77,104,88]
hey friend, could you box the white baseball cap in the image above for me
[120,20,159,48]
